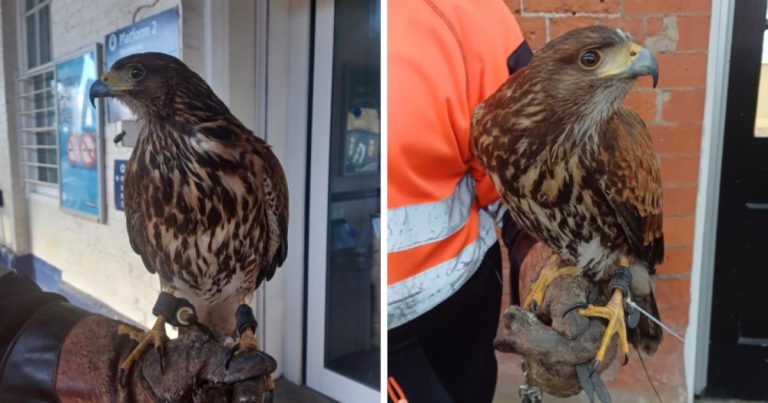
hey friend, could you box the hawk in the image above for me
[90,53,288,388]
[472,26,663,368]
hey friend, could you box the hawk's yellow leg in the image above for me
[118,316,168,384]
[578,256,632,367]
[234,297,275,393]
[523,255,580,312]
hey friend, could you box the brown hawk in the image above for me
[472,26,663,368]
[90,53,288,388]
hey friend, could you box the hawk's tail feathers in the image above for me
[629,290,663,355]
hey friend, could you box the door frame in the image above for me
[258,0,312,384]
[685,0,734,400]
[304,0,379,400]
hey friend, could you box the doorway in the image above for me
[705,0,768,399]
[305,0,381,401]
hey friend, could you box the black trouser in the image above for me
[388,243,503,403]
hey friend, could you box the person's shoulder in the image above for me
[424,0,522,44]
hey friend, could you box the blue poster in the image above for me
[104,7,180,122]
[114,160,127,211]
[56,48,103,220]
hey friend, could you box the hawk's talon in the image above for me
[118,368,127,387]
[156,345,165,375]
[225,343,240,370]
[563,303,589,318]
[578,288,630,371]
[117,316,168,388]
[589,359,600,378]
[523,257,580,312]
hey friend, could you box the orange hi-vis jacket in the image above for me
[388,0,528,328]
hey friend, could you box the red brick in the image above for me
[517,17,547,50]
[607,345,686,398]
[660,154,700,185]
[677,15,711,51]
[503,0,522,15]
[656,53,708,88]
[649,124,702,154]
[657,245,694,275]
[663,216,695,246]
[662,89,705,123]
[549,17,598,40]
[522,0,620,14]
[624,0,711,15]
[657,301,691,332]
[663,186,698,217]
[599,16,646,43]
[656,277,691,308]
[624,90,658,122]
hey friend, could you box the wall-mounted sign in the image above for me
[56,46,105,222]
[114,159,127,211]
[104,7,180,123]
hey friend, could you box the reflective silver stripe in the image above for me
[387,209,497,329]
[387,175,474,253]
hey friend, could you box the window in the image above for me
[18,0,56,190]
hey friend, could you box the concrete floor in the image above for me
[274,378,336,403]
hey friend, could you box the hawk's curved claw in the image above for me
[523,258,580,313]
[225,343,240,370]
[156,344,165,375]
[578,289,630,372]
[563,303,589,318]
[119,368,127,387]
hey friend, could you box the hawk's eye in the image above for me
[128,65,145,81]
[579,50,602,69]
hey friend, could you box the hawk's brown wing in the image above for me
[599,107,664,270]
[600,107,664,354]
[244,135,289,287]
[124,145,156,275]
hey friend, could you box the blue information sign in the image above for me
[56,47,103,221]
[114,160,127,211]
[104,7,179,122]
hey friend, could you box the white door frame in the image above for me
[685,0,734,400]
[261,0,312,384]
[305,0,379,401]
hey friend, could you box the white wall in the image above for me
[0,1,29,255]
[21,0,180,327]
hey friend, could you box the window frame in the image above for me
[17,0,57,196]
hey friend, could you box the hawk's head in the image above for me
[522,25,658,125]
[89,52,226,121]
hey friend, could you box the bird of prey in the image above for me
[90,53,288,388]
[472,26,663,368]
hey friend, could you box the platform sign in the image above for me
[114,160,127,211]
[104,7,180,122]
[56,46,105,222]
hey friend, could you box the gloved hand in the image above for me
[0,270,275,403]
[57,316,275,403]
[494,242,618,400]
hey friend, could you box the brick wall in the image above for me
[498,0,711,401]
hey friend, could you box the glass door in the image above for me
[305,0,381,401]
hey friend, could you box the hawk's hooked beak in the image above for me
[599,43,659,88]
[89,79,111,108]
[89,70,134,108]
[627,43,659,88]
